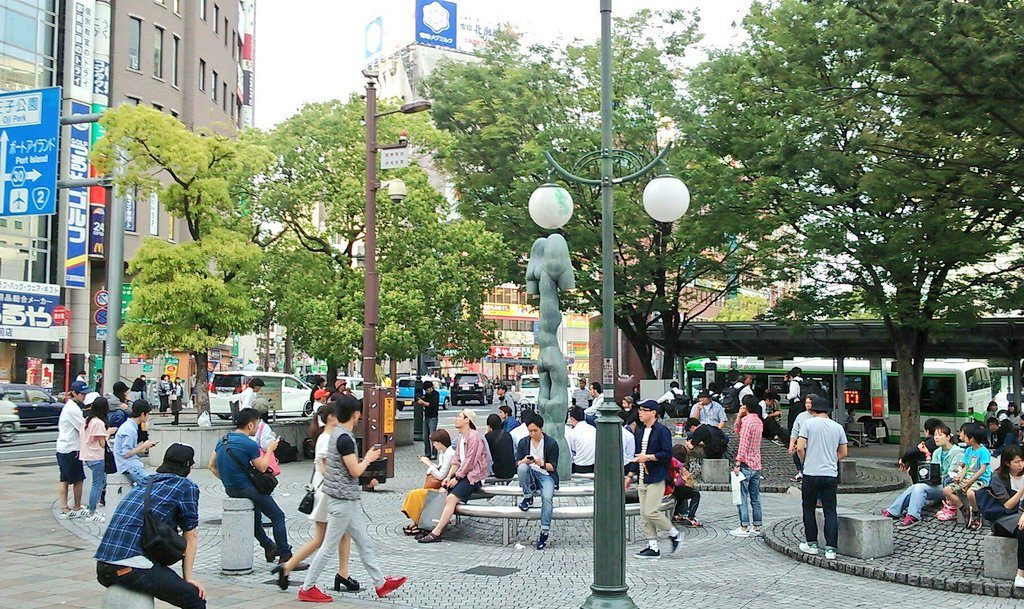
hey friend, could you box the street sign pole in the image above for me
[102,149,126,394]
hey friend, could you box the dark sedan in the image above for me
[0,384,63,429]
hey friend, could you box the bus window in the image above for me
[887,376,957,415]
[966,368,991,393]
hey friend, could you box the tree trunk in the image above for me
[326,361,339,385]
[284,335,293,374]
[892,332,927,454]
[193,350,210,415]
[659,341,677,380]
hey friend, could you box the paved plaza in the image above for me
[2,419,1022,609]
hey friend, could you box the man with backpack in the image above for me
[786,368,824,432]
[656,381,690,419]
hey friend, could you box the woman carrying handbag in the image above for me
[272,401,356,592]
[400,429,455,536]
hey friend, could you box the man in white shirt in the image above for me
[236,377,264,412]
[565,407,597,474]
[510,410,532,446]
[737,375,755,404]
[621,422,636,467]
[56,381,90,517]
[656,381,690,418]
[583,382,604,424]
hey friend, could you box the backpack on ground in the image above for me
[276,439,298,464]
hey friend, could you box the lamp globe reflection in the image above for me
[642,174,690,223]
[528,183,574,229]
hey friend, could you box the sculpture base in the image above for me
[581,586,639,609]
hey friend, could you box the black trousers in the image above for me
[802,475,839,548]
[97,562,205,609]
[672,486,700,519]
[572,464,595,474]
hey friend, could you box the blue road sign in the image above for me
[0,87,60,218]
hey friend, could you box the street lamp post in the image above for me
[529,2,689,607]
[362,69,431,475]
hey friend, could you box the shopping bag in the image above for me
[417,489,448,530]
[730,470,746,506]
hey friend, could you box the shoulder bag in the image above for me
[141,479,186,566]
[298,463,319,514]
[222,436,278,495]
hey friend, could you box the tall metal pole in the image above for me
[102,151,126,394]
[362,75,379,388]
[585,1,635,608]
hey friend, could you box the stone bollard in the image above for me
[839,460,858,484]
[104,476,135,517]
[103,586,154,609]
[221,497,255,575]
[394,416,414,447]
[815,512,893,559]
[701,459,730,484]
[982,535,1017,580]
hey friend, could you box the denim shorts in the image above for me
[450,478,481,502]
[56,451,86,483]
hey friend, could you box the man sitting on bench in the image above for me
[515,414,561,550]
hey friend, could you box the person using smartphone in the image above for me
[113,400,155,487]
[514,414,560,551]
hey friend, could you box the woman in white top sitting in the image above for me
[401,428,455,536]
[272,402,357,592]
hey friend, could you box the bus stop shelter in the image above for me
[649,318,1024,407]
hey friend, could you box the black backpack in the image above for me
[797,378,825,405]
[276,439,298,464]
[720,384,741,413]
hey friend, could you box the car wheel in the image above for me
[443,397,450,410]
[303,401,314,416]
[0,423,15,443]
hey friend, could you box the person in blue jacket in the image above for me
[626,400,681,558]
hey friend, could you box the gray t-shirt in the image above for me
[791,410,813,438]
[799,416,848,477]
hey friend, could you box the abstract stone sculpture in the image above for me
[526,233,575,481]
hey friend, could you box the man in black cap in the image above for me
[626,400,681,558]
[796,395,848,561]
[95,443,205,609]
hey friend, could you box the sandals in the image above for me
[403,525,423,536]
[686,517,703,528]
[416,532,442,543]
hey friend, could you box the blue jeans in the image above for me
[737,466,762,527]
[225,486,292,559]
[887,482,944,519]
[85,459,106,512]
[424,417,438,458]
[518,462,555,531]
[121,465,149,486]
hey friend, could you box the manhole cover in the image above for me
[11,544,83,557]
[461,565,520,577]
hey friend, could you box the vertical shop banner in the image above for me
[66,0,96,103]
[64,101,91,288]
[88,0,111,259]
[149,192,159,235]
[123,188,136,232]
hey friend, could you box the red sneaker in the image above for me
[298,586,333,603]
[375,576,408,598]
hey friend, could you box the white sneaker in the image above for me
[66,508,87,519]
[799,542,819,555]
[1014,575,1024,589]
[728,527,750,538]
[85,512,106,523]
[749,528,762,537]
[824,547,837,560]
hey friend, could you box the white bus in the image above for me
[684,357,993,440]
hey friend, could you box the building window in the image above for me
[171,36,180,86]
[126,96,141,105]
[200,0,207,20]
[224,18,229,44]
[222,82,227,110]
[232,31,237,58]
[198,59,206,91]
[128,17,142,71]
[231,93,236,118]
[173,0,180,14]
[153,26,164,78]
[170,109,179,118]
[214,5,219,31]
[211,71,219,100]
[152,103,163,111]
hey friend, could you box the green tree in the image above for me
[426,13,781,379]
[713,295,770,322]
[92,106,272,411]
[689,0,1024,451]
[252,98,510,376]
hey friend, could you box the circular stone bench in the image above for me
[453,496,674,546]
[478,484,596,497]
[103,586,154,609]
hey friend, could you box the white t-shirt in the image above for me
[255,420,274,451]
[56,400,84,454]
[621,427,636,466]
[738,383,754,403]
[510,421,530,445]
[792,410,813,439]
[313,431,331,488]
[529,436,547,475]
[566,421,597,466]
[238,387,257,411]
[656,388,685,404]
[638,427,652,483]
[585,394,603,416]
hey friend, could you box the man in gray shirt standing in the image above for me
[796,395,848,561]
[571,378,592,410]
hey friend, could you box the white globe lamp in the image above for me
[642,174,690,223]
[528,183,574,229]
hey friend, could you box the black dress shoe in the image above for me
[264,545,278,563]
[334,573,360,592]
[270,564,289,591]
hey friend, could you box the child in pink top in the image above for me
[80,397,113,522]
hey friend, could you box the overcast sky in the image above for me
[254,0,753,130]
